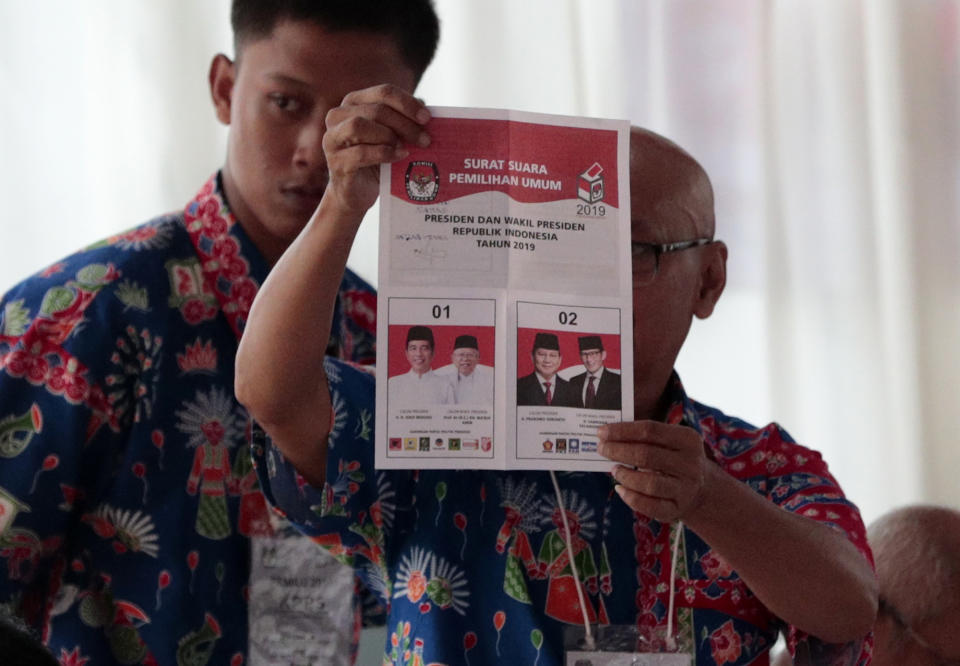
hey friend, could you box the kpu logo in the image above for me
[405,161,440,201]
[577,162,605,204]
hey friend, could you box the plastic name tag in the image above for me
[565,653,692,666]
[248,517,357,665]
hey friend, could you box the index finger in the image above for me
[597,420,688,450]
[341,83,431,125]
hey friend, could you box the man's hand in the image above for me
[599,419,877,642]
[322,84,432,216]
[598,420,712,522]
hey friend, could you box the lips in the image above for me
[280,181,327,211]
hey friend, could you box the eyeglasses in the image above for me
[631,238,712,285]
[879,597,960,666]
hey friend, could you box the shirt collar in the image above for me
[535,372,556,386]
[182,172,269,342]
[662,371,703,433]
[662,371,717,462]
[407,368,435,378]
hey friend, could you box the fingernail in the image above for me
[417,132,431,147]
[609,465,619,478]
[597,425,608,439]
[416,108,431,124]
[614,484,626,499]
[395,146,409,158]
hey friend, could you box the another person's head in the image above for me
[531,333,561,381]
[405,326,435,375]
[578,336,606,374]
[629,127,727,418]
[210,0,440,263]
[452,335,480,377]
[868,505,960,666]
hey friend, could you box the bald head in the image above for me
[868,505,960,665]
[869,505,960,616]
[629,127,716,242]
[627,128,727,419]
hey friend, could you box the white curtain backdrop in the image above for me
[2,0,957,525]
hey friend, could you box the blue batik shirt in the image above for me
[0,174,377,665]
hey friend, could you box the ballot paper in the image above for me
[376,107,631,471]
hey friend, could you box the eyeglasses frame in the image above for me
[630,237,713,284]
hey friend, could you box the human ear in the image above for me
[693,241,727,320]
[208,54,235,126]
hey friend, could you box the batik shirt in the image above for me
[254,360,874,666]
[0,174,377,665]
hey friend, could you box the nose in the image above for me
[292,112,328,171]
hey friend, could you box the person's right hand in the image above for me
[321,84,432,218]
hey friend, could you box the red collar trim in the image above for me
[182,175,260,341]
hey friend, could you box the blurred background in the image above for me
[1,0,957,530]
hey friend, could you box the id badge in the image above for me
[248,516,356,666]
[564,625,692,666]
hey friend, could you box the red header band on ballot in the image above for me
[390,118,620,206]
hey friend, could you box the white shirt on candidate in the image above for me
[388,369,455,406]
[452,364,494,404]
[581,366,606,404]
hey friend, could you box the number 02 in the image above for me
[558,311,578,326]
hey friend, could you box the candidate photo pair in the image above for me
[387,324,623,410]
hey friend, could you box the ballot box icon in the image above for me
[577,162,605,204]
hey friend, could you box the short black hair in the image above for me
[231,0,440,78]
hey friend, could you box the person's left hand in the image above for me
[598,420,711,522]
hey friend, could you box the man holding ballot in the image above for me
[236,99,876,663]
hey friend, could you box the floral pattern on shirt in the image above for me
[255,364,874,666]
[0,173,377,665]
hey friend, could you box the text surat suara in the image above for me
[447,158,562,192]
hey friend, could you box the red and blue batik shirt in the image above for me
[0,174,377,665]
[254,361,873,666]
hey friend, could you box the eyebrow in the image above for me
[263,72,311,90]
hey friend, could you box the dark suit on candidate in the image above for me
[516,372,579,407]
[569,369,622,410]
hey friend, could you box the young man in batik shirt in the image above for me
[0,2,439,663]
